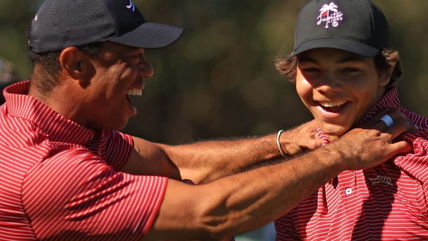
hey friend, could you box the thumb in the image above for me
[387,141,412,157]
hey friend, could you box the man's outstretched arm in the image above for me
[143,111,412,241]
[123,120,322,183]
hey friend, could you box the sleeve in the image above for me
[102,130,134,170]
[22,148,167,241]
[422,182,428,218]
[274,210,300,241]
[395,135,428,217]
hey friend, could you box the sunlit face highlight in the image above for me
[295,48,389,136]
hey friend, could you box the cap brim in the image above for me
[110,22,183,49]
[290,39,380,58]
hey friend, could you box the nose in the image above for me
[139,59,154,78]
[312,71,342,90]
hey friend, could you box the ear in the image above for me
[59,47,95,87]
[59,47,83,77]
[378,61,396,87]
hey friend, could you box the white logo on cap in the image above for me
[126,0,136,12]
[317,2,343,28]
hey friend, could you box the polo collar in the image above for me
[4,81,94,145]
[357,87,400,125]
[316,87,428,144]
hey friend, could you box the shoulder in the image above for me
[25,147,107,184]
[400,107,428,130]
[394,129,428,182]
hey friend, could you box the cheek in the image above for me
[295,75,313,105]
[349,75,383,106]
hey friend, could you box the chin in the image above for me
[114,121,129,131]
[319,122,350,137]
[102,119,129,131]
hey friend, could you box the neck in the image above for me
[29,76,90,129]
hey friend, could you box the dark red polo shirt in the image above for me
[0,81,167,241]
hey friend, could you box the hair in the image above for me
[275,49,402,88]
[28,41,105,94]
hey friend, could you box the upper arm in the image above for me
[121,136,181,179]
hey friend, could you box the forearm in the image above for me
[201,143,344,236]
[128,121,320,183]
[126,136,277,182]
[159,134,281,183]
[147,143,344,241]
[161,121,322,184]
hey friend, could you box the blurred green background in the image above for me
[2,0,428,240]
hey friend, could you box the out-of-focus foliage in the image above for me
[2,0,428,143]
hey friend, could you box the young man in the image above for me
[0,0,412,240]
[275,0,428,240]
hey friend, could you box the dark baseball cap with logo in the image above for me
[29,0,184,53]
[290,0,389,57]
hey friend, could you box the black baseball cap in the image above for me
[290,0,389,57]
[29,0,184,53]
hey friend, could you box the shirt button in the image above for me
[345,188,353,195]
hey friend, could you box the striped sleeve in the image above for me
[275,210,300,241]
[102,130,134,170]
[22,148,167,241]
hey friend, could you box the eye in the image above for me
[341,67,361,74]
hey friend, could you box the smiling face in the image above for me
[295,48,390,136]
[82,42,153,130]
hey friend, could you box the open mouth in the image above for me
[126,89,143,113]
[128,89,143,97]
[318,100,349,113]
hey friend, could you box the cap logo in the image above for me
[126,0,136,12]
[316,2,343,28]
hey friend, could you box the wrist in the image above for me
[276,129,287,158]
[276,129,306,156]
[320,142,349,172]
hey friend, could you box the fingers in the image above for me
[298,119,318,132]
[327,135,339,142]
[386,140,413,157]
[363,109,411,139]
[306,139,324,150]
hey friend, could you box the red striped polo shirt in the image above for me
[275,88,428,240]
[0,81,168,241]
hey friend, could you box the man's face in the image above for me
[295,48,389,136]
[84,42,153,130]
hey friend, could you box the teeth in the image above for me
[320,101,346,108]
[127,89,142,96]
